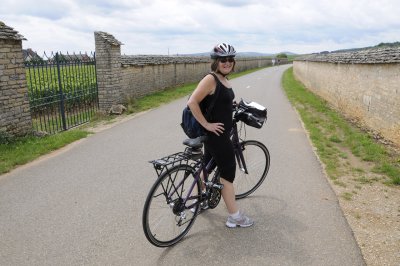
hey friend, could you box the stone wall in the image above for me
[119,56,210,98]
[94,32,281,110]
[293,47,400,146]
[119,55,275,98]
[94,31,124,111]
[0,22,32,137]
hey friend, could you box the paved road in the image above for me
[0,65,365,266]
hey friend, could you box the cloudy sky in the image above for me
[1,0,399,55]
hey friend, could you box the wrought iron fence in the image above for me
[25,52,98,134]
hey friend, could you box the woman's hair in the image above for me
[211,58,236,75]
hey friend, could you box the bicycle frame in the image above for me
[167,155,216,210]
[165,121,249,210]
[149,110,250,213]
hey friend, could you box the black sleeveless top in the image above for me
[202,77,235,136]
[202,75,236,182]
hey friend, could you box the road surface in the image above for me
[0,65,365,265]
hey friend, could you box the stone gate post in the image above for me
[0,22,32,138]
[94,31,124,112]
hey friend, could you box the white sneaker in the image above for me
[226,211,254,228]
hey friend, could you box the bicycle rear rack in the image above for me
[150,147,202,177]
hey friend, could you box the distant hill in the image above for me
[374,42,400,48]
[326,41,400,54]
[279,51,298,56]
[180,51,297,57]
[236,52,274,57]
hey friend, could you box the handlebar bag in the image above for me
[237,99,267,128]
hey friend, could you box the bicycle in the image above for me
[142,100,270,247]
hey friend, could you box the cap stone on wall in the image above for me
[95,31,123,46]
[0,21,26,40]
[296,47,400,64]
[121,55,210,66]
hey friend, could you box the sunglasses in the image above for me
[219,57,235,63]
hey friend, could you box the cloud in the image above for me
[197,0,260,7]
[1,0,399,55]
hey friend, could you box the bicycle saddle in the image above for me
[182,135,207,149]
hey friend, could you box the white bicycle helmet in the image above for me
[210,43,236,59]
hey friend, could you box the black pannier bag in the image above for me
[236,99,267,128]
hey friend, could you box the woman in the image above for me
[187,43,254,228]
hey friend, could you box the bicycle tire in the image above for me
[234,140,270,199]
[142,164,201,247]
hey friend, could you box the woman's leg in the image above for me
[221,177,254,228]
[220,177,238,214]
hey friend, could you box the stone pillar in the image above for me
[94,31,123,112]
[0,22,32,137]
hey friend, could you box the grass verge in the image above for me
[282,67,400,185]
[0,130,90,175]
[0,67,268,175]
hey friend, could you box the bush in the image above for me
[0,130,14,144]
[276,53,288,59]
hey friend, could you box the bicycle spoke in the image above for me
[234,141,270,199]
[143,165,201,247]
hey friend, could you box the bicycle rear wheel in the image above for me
[234,140,270,199]
[142,164,201,247]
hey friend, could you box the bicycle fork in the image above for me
[235,142,249,174]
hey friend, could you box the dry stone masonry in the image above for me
[94,31,124,111]
[296,47,400,64]
[0,22,32,137]
[294,47,400,146]
[121,55,210,66]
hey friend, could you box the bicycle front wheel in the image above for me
[142,164,201,247]
[234,140,270,199]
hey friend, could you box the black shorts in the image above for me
[204,133,236,183]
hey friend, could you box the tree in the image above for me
[276,53,288,59]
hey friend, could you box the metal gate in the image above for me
[25,52,98,134]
